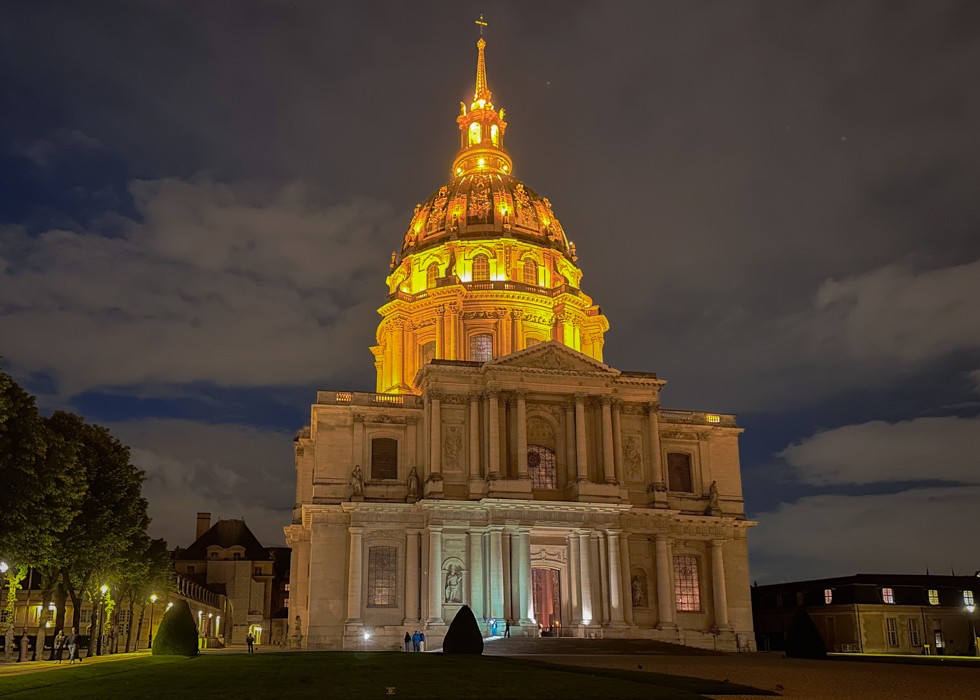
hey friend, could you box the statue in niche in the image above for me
[631,574,648,608]
[350,464,364,499]
[406,467,422,503]
[706,480,721,516]
[444,565,463,604]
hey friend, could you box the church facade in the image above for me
[285,36,757,652]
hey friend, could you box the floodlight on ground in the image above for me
[363,631,371,641]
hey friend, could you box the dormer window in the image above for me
[490,124,499,146]
[468,122,482,146]
[882,587,895,604]
[233,552,242,561]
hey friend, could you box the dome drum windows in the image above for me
[470,333,494,363]
[426,263,439,289]
[468,122,482,146]
[472,253,490,281]
[523,258,539,286]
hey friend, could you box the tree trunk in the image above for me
[3,568,27,664]
[62,568,86,634]
[134,604,146,652]
[32,584,54,661]
[53,582,67,638]
[87,593,101,658]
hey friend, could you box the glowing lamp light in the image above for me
[456,168,462,175]
[0,562,8,573]
[363,631,371,641]
[167,602,173,609]
[478,158,485,167]
[208,613,213,618]
[150,594,158,603]
[969,605,976,613]
[502,165,508,171]
[100,585,108,595]
[706,414,721,423]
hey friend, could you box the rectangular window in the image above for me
[666,453,693,493]
[187,565,195,574]
[367,546,397,608]
[371,438,398,480]
[80,609,91,624]
[254,567,263,576]
[927,589,939,605]
[796,592,804,606]
[824,589,833,604]
[285,583,290,592]
[965,591,975,607]
[284,598,289,608]
[882,588,895,604]
[886,618,898,647]
[908,618,920,647]
[673,555,701,612]
[470,333,494,363]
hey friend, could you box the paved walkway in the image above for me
[0,651,150,678]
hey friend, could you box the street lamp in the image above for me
[147,594,158,649]
[97,585,109,655]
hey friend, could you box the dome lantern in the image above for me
[453,37,512,178]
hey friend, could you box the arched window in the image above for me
[673,555,701,612]
[470,333,493,363]
[490,124,499,146]
[523,259,538,286]
[427,262,439,289]
[420,341,436,367]
[667,452,693,493]
[468,122,482,146]
[527,444,557,489]
[472,254,490,281]
[371,438,398,480]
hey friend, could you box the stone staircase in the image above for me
[483,636,723,656]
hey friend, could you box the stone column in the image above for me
[518,528,534,623]
[710,540,731,630]
[469,528,485,620]
[435,306,445,359]
[597,532,610,623]
[403,529,420,624]
[577,530,593,624]
[563,400,576,484]
[487,390,501,479]
[516,390,529,480]
[429,391,442,477]
[655,535,675,629]
[574,393,589,482]
[468,392,481,479]
[382,337,392,392]
[647,403,667,506]
[488,527,505,620]
[391,320,405,390]
[512,310,524,351]
[347,526,364,624]
[612,400,624,485]
[567,530,581,625]
[619,535,634,626]
[427,526,443,624]
[600,397,616,484]
[449,303,460,359]
[606,530,626,625]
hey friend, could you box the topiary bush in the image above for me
[152,599,199,656]
[442,605,484,655]
[784,607,827,659]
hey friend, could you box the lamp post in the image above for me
[147,594,158,648]
[96,585,108,656]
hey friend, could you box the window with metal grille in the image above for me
[927,589,939,605]
[824,589,833,604]
[523,259,538,285]
[427,263,439,289]
[673,555,701,612]
[470,333,493,362]
[886,618,899,646]
[472,254,490,281]
[965,590,976,606]
[367,546,397,607]
[667,453,693,493]
[882,587,895,604]
[371,438,398,480]
[528,444,557,489]
[908,618,920,646]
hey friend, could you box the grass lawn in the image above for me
[0,651,772,699]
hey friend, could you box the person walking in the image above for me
[246,633,255,654]
[418,631,425,652]
[411,630,420,652]
[403,632,411,652]
[66,627,81,664]
[53,630,66,663]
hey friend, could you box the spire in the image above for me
[475,37,492,103]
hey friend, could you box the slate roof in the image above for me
[176,519,272,561]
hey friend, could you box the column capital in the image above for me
[646,401,661,414]
[427,525,443,534]
[349,525,365,535]
[405,527,423,535]
[515,388,529,400]
[467,526,487,535]
[562,398,576,411]
[574,392,588,404]
[468,391,483,403]
[654,533,672,544]
[710,538,727,548]
[604,528,622,537]
[428,389,445,402]
[486,524,505,533]
[486,388,501,400]
[599,395,615,406]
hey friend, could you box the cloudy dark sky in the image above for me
[2,1,979,583]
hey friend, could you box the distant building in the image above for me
[753,573,980,656]
[174,513,287,646]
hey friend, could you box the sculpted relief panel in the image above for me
[443,426,464,471]
[623,435,643,482]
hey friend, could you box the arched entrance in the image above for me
[248,624,263,645]
[532,568,562,635]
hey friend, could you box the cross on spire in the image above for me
[475,14,487,36]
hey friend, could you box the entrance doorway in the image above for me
[532,568,561,635]
[248,624,263,645]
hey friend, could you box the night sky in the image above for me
[2,1,979,583]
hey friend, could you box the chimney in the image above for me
[196,512,211,540]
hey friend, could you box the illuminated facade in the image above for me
[374,36,608,393]
[286,36,756,653]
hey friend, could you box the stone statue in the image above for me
[460,101,466,116]
[706,480,721,516]
[444,565,463,604]
[446,249,457,277]
[406,467,421,503]
[350,465,364,499]
[631,576,646,608]
[287,614,304,649]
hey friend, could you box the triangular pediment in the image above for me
[487,341,619,374]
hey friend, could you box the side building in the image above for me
[753,573,979,656]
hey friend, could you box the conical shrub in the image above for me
[785,607,827,659]
[151,599,199,656]
[443,605,484,655]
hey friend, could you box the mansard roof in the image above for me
[176,518,273,561]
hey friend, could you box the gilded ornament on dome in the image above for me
[427,186,449,233]
[468,175,492,223]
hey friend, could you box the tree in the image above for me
[785,607,828,659]
[442,605,484,654]
[152,599,199,656]
[0,367,83,662]
[118,537,173,652]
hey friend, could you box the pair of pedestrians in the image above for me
[404,630,425,652]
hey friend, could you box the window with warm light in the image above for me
[367,546,397,607]
[882,587,895,604]
[523,259,538,286]
[470,333,493,363]
[371,438,398,480]
[667,453,694,493]
[528,444,557,489]
[490,124,499,145]
[965,590,975,606]
[427,263,439,289]
[673,555,701,612]
[824,589,833,604]
[468,122,482,145]
[927,589,939,605]
[472,254,490,281]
